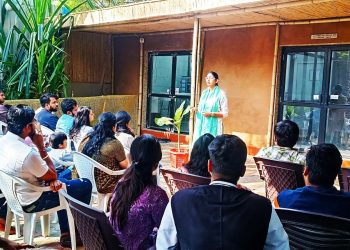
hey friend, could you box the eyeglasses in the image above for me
[206,77,216,80]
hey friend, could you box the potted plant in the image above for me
[155,101,190,168]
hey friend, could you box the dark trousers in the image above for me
[0,195,7,219]
[23,178,92,233]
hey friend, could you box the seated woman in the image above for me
[80,112,128,194]
[109,135,168,249]
[115,111,135,164]
[70,106,94,150]
[182,133,214,177]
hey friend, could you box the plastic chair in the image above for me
[0,170,76,249]
[59,189,123,250]
[160,168,211,196]
[72,152,126,212]
[275,208,350,249]
[254,157,305,202]
[0,121,7,135]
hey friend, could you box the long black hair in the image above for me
[109,134,162,229]
[82,112,116,157]
[185,133,214,177]
[115,110,135,137]
[70,106,92,139]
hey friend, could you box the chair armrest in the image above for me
[94,163,126,176]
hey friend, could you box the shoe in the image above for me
[0,220,15,235]
[60,231,83,248]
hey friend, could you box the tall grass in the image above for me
[0,0,83,99]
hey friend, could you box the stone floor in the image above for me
[1,142,265,249]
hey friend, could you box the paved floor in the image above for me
[1,142,265,249]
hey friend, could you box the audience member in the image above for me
[0,90,7,124]
[56,98,78,135]
[70,106,94,150]
[48,132,74,179]
[0,105,92,247]
[80,112,128,193]
[109,135,168,249]
[275,143,350,219]
[36,93,59,131]
[182,133,214,177]
[115,111,135,164]
[256,119,305,164]
[157,134,289,249]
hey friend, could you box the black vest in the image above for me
[171,184,272,250]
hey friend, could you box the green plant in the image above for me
[155,101,190,152]
[0,0,83,99]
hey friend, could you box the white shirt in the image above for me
[115,132,134,164]
[156,180,290,250]
[0,132,48,205]
[72,125,93,150]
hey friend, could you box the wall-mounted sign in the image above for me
[311,33,337,40]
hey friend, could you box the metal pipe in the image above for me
[137,37,144,136]
[267,24,280,146]
[189,18,200,149]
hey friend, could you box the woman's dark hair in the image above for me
[70,106,92,139]
[82,112,116,157]
[185,133,214,177]
[208,71,219,86]
[115,111,135,137]
[109,134,162,229]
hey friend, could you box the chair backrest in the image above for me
[60,190,122,250]
[0,170,26,216]
[41,125,54,147]
[72,152,98,193]
[339,168,350,192]
[0,121,7,135]
[253,157,305,202]
[160,168,211,195]
[275,208,350,249]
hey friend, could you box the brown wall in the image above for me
[113,36,140,95]
[65,31,112,96]
[202,26,276,146]
[280,21,350,46]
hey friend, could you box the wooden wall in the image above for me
[65,31,112,96]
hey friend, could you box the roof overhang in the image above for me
[67,0,350,34]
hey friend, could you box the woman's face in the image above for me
[206,73,218,88]
[89,110,95,123]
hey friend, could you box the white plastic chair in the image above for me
[0,170,76,249]
[41,125,54,147]
[0,121,7,135]
[72,152,126,212]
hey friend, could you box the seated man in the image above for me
[36,93,59,131]
[275,143,350,219]
[256,119,305,165]
[55,98,78,135]
[157,135,289,249]
[0,105,92,247]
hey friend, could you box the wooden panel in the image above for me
[65,32,112,84]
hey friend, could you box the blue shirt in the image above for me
[36,109,58,131]
[55,114,74,135]
[276,186,350,219]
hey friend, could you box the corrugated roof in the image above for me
[68,0,350,33]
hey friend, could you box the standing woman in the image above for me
[115,111,135,164]
[109,135,168,249]
[193,71,228,143]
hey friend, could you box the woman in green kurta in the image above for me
[193,71,228,143]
